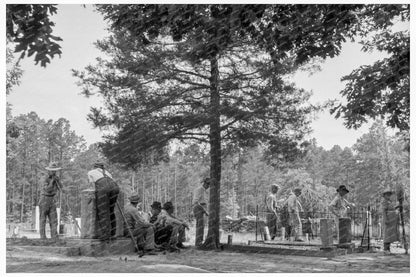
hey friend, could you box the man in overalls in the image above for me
[88,161,120,240]
[39,162,62,240]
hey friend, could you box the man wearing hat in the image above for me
[286,187,304,242]
[381,188,399,253]
[266,184,284,240]
[329,185,355,242]
[148,201,173,246]
[39,162,62,240]
[192,177,210,247]
[124,194,158,254]
[155,201,189,250]
[87,161,120,240]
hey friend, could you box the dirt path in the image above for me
[6,245,410,273]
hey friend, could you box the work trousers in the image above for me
[39,195,58,239]
[266,210,278,238]
[169,224,186,246]
[95,177,120,239]
[130,226,156,250]
[193,205,205,246]
[289,211,301,240]
[155,225,173,245]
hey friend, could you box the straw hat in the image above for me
[382,188,394,196]
[45,162,62,171]
[128,195,140,203]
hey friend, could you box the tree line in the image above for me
[6,108,409,227]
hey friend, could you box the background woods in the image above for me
[6,110,410,228]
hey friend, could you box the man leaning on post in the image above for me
[87,161,120,241]
[192,177,210,247]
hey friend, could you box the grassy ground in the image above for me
[6,243,410,273]
[6,226,410,273]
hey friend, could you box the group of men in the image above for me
[39,160,121,241]
[123,196,189,254]
[39,160,212,253]
[37,160,401,254]
[265,183,355,242]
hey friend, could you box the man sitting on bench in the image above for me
[124,195,158,255]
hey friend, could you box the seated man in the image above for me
[124,195,158,254]
[148,201,173,246]
[154,201,189,250]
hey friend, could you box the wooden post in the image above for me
[255,205,258,241]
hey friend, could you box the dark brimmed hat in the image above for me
[271,184,279,190]
[93,161,105,168]
[294,187,302,193]
[163,201,174,210]
[336,185,349,193]
[128,195,140,203]
[45,162,62,171]
[150,201,162,210]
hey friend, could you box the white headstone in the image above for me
[75,218,81,236]
[57,207,61,233]
[35,206,40,232]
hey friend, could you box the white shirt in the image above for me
[193,186,207,205]
[87,168,113,184]
[329,194,350,218]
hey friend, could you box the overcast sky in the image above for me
[6,4,407,150]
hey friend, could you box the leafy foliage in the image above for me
[331,5,409,131]
[6,4,62,67]
[6,42,23,95]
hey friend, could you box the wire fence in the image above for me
[252,207,410,241]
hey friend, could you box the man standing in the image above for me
[192,177,210,247]
[266,184,283,240]
[329,185,354,242]
[124,195,158,254]
[155,201,189,250]
[87,161,120,240]
[286,187,304,242]
[381,188,399,253]
[39,162,62,240]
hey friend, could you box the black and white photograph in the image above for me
[4,1,412,274]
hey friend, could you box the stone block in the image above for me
[320,218,333,247]
[81,189,127,239]
[339,217,352,244]
[81,189,98,238]
[115,190,125,237]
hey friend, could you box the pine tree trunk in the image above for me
[151,172,154,203]
[174,164,177,216]
[165,171,168,203]
[30,166,34,209]
[20,178,25,222]
[203,55,221,249]
[141,165,146,212]
[21,146,27,222]
[131,171,135,193]
[35,165,39,206]
[11,178,15,214]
